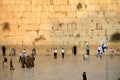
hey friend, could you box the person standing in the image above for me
[31,48,36,56]
[97,45,102,59]
[53,48,57,59]
[61,48,65,59]
[11,48,16,56]
[2,45,6,56]
[19,51,23,63]
[72,45,77,56]
[109,48,114,58]
[86,45,90,55]
[82,72,87,80]
[10,58,15,70]
[3,57,7,67]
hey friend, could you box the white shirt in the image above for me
[98,46,101,51]
[54,49,57,53]
[62,49,65,53]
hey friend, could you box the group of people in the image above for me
[19,49,36,68]
[2,47,36,70]
[53,48,65,59]
[97,45,115,59]
[2,57,15,70]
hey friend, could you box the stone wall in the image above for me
[0,0,120,46]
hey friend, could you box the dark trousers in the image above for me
[54,53,57,59]
[87,50,89,55]
[10,64,14,70]
[3,52,6,56]
[62,53,64,59]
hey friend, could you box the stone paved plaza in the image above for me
[0,55,120,80]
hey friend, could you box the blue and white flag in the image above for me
[101,37,108,54]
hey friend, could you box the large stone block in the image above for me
[2,0,9,4]
[19,24,40,30]
[32,5,42,12]
[40,24,52,31]
[40,17,49,24]
[77,11,88,17]
[54,5,66,12]
[91,0,112,4]
[21,0,31,5]
[67,11,77,17]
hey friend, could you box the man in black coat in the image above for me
[82,72,87,80]
[2,45,6,56]
[72,45,77,56]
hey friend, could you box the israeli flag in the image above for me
[101,37,108,54]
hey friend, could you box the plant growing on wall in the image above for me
[110,32,120,42]
[76,3,82,10]
[2,22,10,31]
[76,34,80,37]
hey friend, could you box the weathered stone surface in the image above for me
[0,0,120,47]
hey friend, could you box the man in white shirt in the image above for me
[97,45,102,59]
[61,48,65,59]
[54,48,57,59]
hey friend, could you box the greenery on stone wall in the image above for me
[76,3,82,10]
[110,32,120,42]
[2,22,10,31]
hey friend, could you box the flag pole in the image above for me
[106,37,108,80]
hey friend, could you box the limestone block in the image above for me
[48,12,55,18]
[18,5,26,12]
[43,5,52,11]
[0,12,8,18]
[2,0,9,4]
[62,18,73,23]
[13,18,23,24]
[25,5,32,12]
[91,0,112,4]
[31,18,41,24]
[53,0,68,5]
[67,11,77,17]
[112,17,120,24]
[21,18,32,24]
[69,0,82,5]
[26,31,37,36]
[38,12,48,17]
[19,24,40,30]
[65,5,71,11]
[32,5,42,12]
[62,24,67,31]
[55,31,64,36]
[37,0,47,5]
[16,0,22,4]
[88,11,98,17]
[9,0,16,4]
[54,0,62,4]
[24,12,37,18]
[21,0,31,5]
[106,4,113,11]
[6,5,19,12]
[97,11,104,17]
[89,4,97,11]
[77,11,88,18]
[32,0,37,5]
[14,12,24,18]
[54,12,66,18]
[71,5,76,11]
[64,31,73,36]
[54,5,66,12]
[40,17,48,24]
[40,24,52,31]
[113,4,120,11]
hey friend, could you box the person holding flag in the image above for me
[97,37,108,59]
[97,45,102,59]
